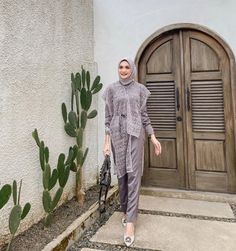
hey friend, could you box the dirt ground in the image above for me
[1,185,102,251]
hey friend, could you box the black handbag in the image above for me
[99,154,111,213]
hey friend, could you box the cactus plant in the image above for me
[61,67,102,204]
[32,129,77,227]
[6,180,31,251]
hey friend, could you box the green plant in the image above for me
[6,180,31,251]
[32,129,77,227]
[0,183,12,209]
[61,67,103,204]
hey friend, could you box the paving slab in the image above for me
[90,211,236,251]
[139,195,235,218]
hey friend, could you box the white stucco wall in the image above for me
[0,0,97,245]
[94,0,236,183]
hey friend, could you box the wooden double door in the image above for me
[139,29,236,193]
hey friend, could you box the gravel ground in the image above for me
[1,185,103,251]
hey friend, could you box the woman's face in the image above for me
[118,60,132,79]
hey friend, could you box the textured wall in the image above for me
[94,0,236,184]
[0,0,96,244]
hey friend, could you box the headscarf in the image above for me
[118,57,137,85]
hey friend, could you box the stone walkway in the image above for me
[70,191,236,251]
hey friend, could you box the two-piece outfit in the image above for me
[102,59,154,223]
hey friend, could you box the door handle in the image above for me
[176,87,180,111]
[186,87,191,111]
[176,116,182,121]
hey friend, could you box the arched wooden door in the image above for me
[139,29,236,193]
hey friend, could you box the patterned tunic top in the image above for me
[102,80,154,178]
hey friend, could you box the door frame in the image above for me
[135,23,236,191]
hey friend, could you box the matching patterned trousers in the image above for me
[117,126,145,223]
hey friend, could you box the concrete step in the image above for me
[140,186,236,203]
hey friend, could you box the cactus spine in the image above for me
[62,67,102,204]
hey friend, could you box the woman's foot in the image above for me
[124,222,135,247]
[121,213,127,227]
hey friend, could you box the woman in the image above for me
[102,58,161,247]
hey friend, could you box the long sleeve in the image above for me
[102,86,113,135]
[140,85,154,136]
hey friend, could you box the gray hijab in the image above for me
[118,57,137,85]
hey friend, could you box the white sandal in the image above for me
[124,234,135,247]
[124,222,135,247]
[121,217,127,227]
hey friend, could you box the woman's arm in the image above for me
[140,85,154,136]
[140,85,161,155]
[103,103,112,156]
[103,134,111,156]
[104,102,112,136]
[140,99,154,136]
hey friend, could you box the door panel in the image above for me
[140,32,185,188]
[183,30,236,192]
[195,140,225,172]
[139,29,236,193]
[190,38,220,71]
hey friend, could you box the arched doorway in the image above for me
[136,24,236,193]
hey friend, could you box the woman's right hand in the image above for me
[150,134,162,156]
[103,143,111,156]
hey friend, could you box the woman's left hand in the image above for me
[150,134,162,156]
